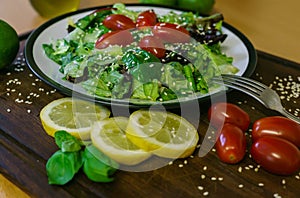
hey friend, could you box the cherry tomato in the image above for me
[103,14,136,30]
[136,10,157,27]
[95,30,133,49]
[139,36,166,58]
[252,116,300,147]
[152,23,190,43]
[208,102,250,131]
[215,123,247,164]
[251,136,300,175]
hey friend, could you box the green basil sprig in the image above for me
[46,130,119,185]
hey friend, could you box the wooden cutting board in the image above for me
[1,37,299,198]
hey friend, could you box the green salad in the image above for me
[43,3,238,102]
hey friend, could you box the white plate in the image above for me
[25,5,257,108]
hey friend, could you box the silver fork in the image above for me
[212,74,300,124]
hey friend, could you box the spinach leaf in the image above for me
[122,48,162,82]
[75,9,112,31]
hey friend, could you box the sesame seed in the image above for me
[201,174,206,179]
[178,164,184,168]
[197,186,204,191]
[203,166,207,171]
[211,177,217,181]
[273,193,282,198]
[7,109,11,113]
[203,191,209,196]
[238,166,243,173]
[281,179,286,185]
[238,184,244,188]
[258,183,264,187]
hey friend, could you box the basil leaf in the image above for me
[46,150,83,185]
[54,130,82,152]
[83,145,118,182]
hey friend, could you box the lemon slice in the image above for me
[91,117,152,165]
[126,110,199,159]
[40,97,110,140]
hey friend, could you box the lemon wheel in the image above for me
[40,97,110,140]
[126,110,199,159]
[91,117,152,165]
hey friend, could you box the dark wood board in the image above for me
[1,37,299,198]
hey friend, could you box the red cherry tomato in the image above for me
[208,102,250,131]
[136,10,157,27]
[152,23,190,43]
[252,116,300,147]
[95,30,134,49]
[215,123,247,164]
[139,36,166,58]
[103,14,136,30]
[251,136,300,175]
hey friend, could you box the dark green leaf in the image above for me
[46,150,83,185]
[82,145,118,182]
[54,130,82,152]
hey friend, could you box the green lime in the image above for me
[138,0,177,7]
[177,0,215,14]
[0,20,19,70]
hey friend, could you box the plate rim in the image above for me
[25,4,257,109]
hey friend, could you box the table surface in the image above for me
[1,0,300,197]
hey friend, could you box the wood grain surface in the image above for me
[0,38,299,197]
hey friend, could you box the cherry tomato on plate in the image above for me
[252,116,300,147]
[103,14,136,30]
[139,35,166,58]
[215,123,247,164]
[95,30,134,49]
[152,23,190,43]
[208,102,250,131]
[136,10,157,28]
[251,136,300,175]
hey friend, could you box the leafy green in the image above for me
[122,48,162,82]
[46,131,119,185]
[83,145,119,182]
[158,11,196,25]
[46,150,83,185]
[112,3,139,21]
[74,8,112,31]
[54,130,82,152]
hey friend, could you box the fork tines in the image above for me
[212,74,267,97]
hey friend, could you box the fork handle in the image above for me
[279,108,300,124]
